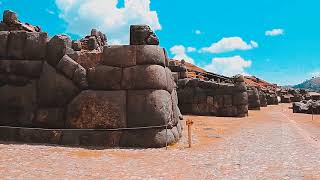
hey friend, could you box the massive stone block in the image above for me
[136,45,165,66]
[61,131,122,147]
[233,92,248,105]
[0,60,43,78]
[7,74,31,86]
[127,90,173,127]
[0,81,37,126]
[66,90,126,129]
[73,65,88,89]
[7,31,26,59]
[248,87,261,110]
[34,108,65,128]
[0,31,9,58]
[120,128,175,148]
[38,62,80,107]
[88,65,122,90]
[24,32,48,60]
[68,51,102,69]
[130,25,159,45]
[101,45,136,67]
[46,35,72,66]
[56,55,79,79]
[18,129,62,144]
[122,65,168,90]
[165,67,176,93]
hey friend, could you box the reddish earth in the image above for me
[0,104,319,179]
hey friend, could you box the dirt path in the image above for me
[0,105,319,179]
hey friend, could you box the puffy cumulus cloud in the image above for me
[55,0,161,44]
[170,45,195,64]
[265,29,284,36]
[187,47,196,52]
[202,55,252,77]
[201,37,258,53]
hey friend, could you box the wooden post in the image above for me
[186,119,194,148]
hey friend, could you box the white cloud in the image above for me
[187,47,196,52]
[195,30,201,35]
[45,9,55,15]
[55,0,161,44]
[265,29,284,36]
[201,37,258,53]
[202,55,252,77]
[170,45,195,64]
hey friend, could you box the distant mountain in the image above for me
[293,77,320,92]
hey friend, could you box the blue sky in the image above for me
[1,0,320,85]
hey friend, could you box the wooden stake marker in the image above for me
[186,119,194,148]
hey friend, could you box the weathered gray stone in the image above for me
[130,25,159,45]
[72,40,82,51]
[233,92,248,105]
[233,74,245,82]
[0,81,37,126]
[177,87,194,104]
[0,31,9,58]
[73,65,88,89]
[171,126,179,142]
[136,45,165,66]
[34,108,65,128]
[66,90,126,129]
[56,55,79,79]
[24,32,48,60]
[46,35,72,66]
[0,60,43,78]
[7,31,26,59]
[163,48,169,67]
[101,45,136,67]
[218,106,238,117]
[127,90,173,127]
[88,65,122,90]
[7,74,31,86]
[237,105,248,116]
[88,36,98,50]
[165,67,176,93]
[122,65,168,90]
[120,128,175,148]
[38,62,80,107]
[0,73,7,86]
[68,51,102,70]
[18,129,62,144]
[223,95,233,107]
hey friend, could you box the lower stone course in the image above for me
[0,120,183,148]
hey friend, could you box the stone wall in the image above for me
[177,75,248,117]
[0,11,182,148]
[247,86,261,110]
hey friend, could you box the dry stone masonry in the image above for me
[0,10,182,148]
[170,60,248,117]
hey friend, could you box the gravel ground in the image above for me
[0,104,319,179]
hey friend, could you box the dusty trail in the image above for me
[0,104,319,179]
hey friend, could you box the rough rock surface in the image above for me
[66,90,127,129]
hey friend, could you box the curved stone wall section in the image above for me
[177,75,248,117]
[247,87,261,110]
[0,13,182,148]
